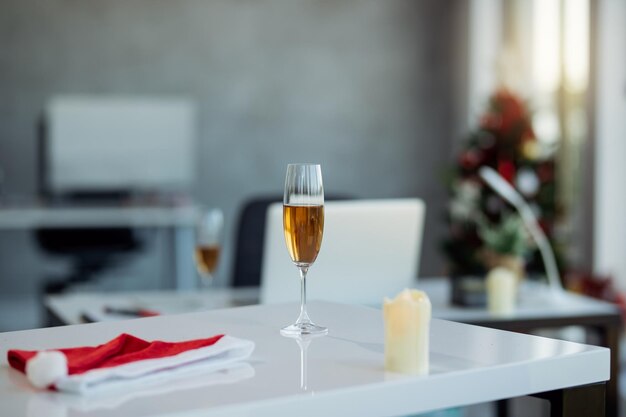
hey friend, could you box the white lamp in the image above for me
[478,166,564,296]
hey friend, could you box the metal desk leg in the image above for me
[172,225,195,290]
[596,322,620,417]
[495,399,508,417]
[534,383,606,417]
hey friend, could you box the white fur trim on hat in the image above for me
[26,350,68,389]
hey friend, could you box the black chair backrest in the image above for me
[231,194,349,287]
[36,228,138,255]
[231,196,281,287]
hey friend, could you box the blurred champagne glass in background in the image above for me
[194,208,224,287]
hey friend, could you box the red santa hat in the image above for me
[7,333,254,394]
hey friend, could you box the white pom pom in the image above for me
[26,351,68,389]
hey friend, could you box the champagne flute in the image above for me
[194,208,224,287]
[281,163,327,336]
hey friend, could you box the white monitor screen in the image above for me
[46,96,196,193]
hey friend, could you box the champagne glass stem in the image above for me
[299,338,309,391]
[295,267,312,326]
[200,272,213,289]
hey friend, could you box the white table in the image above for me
[0,203,199,289]
[424,280,622,417]
[46,280,621,327]
[0,302,610,417]
[45,279,623,417]
[45,287,259,325]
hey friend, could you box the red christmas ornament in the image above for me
[496,90,524,134]
[538,163,554,182]
[459,149,483,170]
[497,159,516,183]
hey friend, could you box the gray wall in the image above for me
[0,0,464,327]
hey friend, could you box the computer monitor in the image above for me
[43,95,196,195]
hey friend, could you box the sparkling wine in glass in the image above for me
[280,163,327,336]
[194,208,224,287]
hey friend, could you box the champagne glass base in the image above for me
[280,322,328,336]
[197,273,214,290]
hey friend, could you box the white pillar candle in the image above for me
[383,289,431,375]
[486,267,517,317]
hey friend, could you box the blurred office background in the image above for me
[0,0,624,333]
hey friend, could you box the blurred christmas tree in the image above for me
[442,89,564,278]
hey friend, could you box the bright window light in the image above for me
[532,0,560,93]
[564,0,589,92]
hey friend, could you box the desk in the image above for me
[423,279,623,417]
[1,302,610,417]
[0,204,199,289]
[45,279,623,417]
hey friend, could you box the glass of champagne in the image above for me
[194,208,224,287]
[281,163,327,336]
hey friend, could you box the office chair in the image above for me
[36,227,141,294]
[231,196,280,287]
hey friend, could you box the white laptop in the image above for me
[260,199,425,305]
